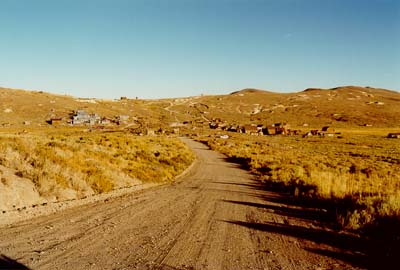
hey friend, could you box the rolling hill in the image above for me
[1,85,399,130]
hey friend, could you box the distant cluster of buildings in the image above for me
[209,119,297,136]
[48,110,131,126]
[72,110,101,125]
[209,118,344,138]
[302,126,339,137]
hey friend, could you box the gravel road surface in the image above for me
[0,139,365,270]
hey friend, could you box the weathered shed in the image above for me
[242,125,259,135]
[227,125,239,132]
[101,117,114,125]
[388,133,400,139]
[49,118,62,125]
[321,126,335,133]
[209,122,219,129]
[262,126,276,135]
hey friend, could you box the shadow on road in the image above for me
[219,175,400,270]
[222,199,333,225]
[223,219,367,268]
[214,180,335,225]
[0,255,30,270]
[214,161,397,270]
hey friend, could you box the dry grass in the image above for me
[2,86,400,131]
[0,87,177,129]
[0,131,194,201]
[179,86,400,129]
[199,132,400,231]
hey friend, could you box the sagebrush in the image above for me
[0,131,194,200]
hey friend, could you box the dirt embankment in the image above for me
[0,165,45,210]
[0,139,370,270]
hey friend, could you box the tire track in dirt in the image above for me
[0,139,365,270]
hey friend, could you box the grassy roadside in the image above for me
[197,132,399,261]
[0,131,194,202]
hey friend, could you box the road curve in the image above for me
[0,139,363,270]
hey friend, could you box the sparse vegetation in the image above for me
[0,86,399,266]
[2,86,400,130]
[200,133,400,232]
[0,131,194,201]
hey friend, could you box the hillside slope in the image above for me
[0,87,174,129]
[167,86,400,128]
[1,86,399,129]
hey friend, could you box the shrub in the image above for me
[0,132,194,201]
[200,133,400,231]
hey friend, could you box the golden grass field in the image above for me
[0,86,399,242]
[199,131,400,231]
[0,130,194,202]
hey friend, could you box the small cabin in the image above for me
[388,133,400,139]
[227,125,239,132]
[321,126,335,133]
[262,126,276,135]
[49,118,62,126]
[242,125,259,135]
[101,117,114,125]
[209,122,219,129]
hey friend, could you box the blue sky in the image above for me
[0,0,399,99]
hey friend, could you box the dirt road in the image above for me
[0,139,365,270]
